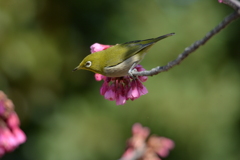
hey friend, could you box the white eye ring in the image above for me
[85,61,92,67]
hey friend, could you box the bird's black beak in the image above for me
[72,67,78,72]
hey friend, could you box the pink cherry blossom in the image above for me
[132,123,150,139]
[120,123,174,160]
[7,112,20,128]
[90,43,113,53]
[104,84,116,101]
[12,127,26,144]
[90,43,149,105]
[218,0,227,3]
[148,136,175,158]
[95,73,105,81]
[0,91,26,157]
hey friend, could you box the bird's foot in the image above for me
[128,63,138,79]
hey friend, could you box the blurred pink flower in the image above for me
[218,0,227,3]
[90,43,148,105]
[0,91,26,157]
[120,123,174,160]
[147,136,175,158]
[90,43,112,53]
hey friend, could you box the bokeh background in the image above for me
[0,0,240,160]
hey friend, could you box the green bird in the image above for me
[73,33,175,77]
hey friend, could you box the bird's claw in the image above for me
[128,63,139,79]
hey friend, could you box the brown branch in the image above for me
[131,0,240,77]
[222,0,240,11]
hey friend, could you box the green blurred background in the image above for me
[0,0,240,160]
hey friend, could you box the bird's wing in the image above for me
[118,35,170,60]
[102,33,175,67]
[103,41,154,67]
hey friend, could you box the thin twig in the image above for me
[131,0,240,77]
[222,0,240,11]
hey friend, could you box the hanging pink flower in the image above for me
[0,91,26,157]
[90,43,148,105]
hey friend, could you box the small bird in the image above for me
[73,33,175,77]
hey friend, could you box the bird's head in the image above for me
[73,53,104,74]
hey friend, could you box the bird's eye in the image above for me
[85,61,92,67]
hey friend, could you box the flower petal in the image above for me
[95,73,105,81]
[116,94,126,105]
[100,82,109,95]
[90,43,112,53]
[104,85,116,101]
[7,112,20,128]
[12,128,27,144]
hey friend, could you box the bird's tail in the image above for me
[124,33,175,47]
[139,33,175,51]
[144,33,175,45]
